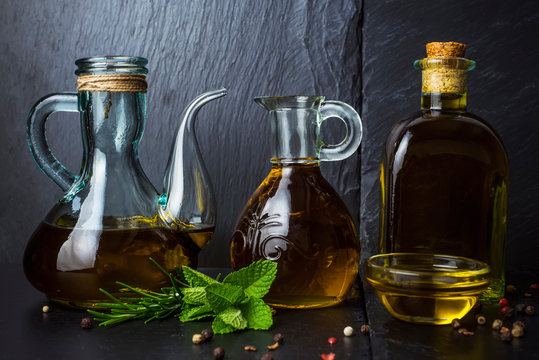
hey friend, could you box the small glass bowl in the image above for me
[365,253,490,325]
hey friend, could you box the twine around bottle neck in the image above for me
[76,74,147,93]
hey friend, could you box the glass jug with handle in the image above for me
[23,56,226,308]
[230,95,363,309]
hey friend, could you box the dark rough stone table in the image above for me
[0,265,369,359]
[1,264,537,359]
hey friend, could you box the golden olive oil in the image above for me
[372,286,479,325]
[231,163,359,309]
[380,110,508,299]
[380,43,509,300]
[24,221,213,308]
[367,259,488,325]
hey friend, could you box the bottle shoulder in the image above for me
[391,111,498,134]
[383,110,509,171]
[246,165,351,212]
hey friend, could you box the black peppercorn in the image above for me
[261,354,274,360]
[201,328,214,341]
[213,347,225,360]
[451,319,461,329]
[273,333,284,344]
[525,305,535,315]
[503,307,515,318]
[515,304,526,313]
[80,317,93,329]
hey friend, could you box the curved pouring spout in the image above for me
[159,88,227,229]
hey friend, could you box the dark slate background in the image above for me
[0,0,537,278]
[361,0,539,277]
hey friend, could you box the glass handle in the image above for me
[27,93,79,191]
[318,100,363,162]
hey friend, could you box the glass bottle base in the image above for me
[265,295,345,309]
[480,279,505,302]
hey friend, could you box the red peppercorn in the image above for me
[498,298,509,307]
[360,324,370,334]
[501,305,510,315]
[321,353,336,360]
[328,337,338,344]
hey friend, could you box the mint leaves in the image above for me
[223,259,278,298]
[179,260,277,333]
[87,259,277,335]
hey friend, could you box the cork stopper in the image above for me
[426,42,466,58]
[421,42,468,94]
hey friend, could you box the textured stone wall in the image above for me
[0,0,361,267]
[1,0,537,275]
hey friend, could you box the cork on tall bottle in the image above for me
[426,42,466,57]
[422,41,467,94]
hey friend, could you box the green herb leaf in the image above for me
[239,297,273,330]
[212,315,237,334]
[179,303,214,322]
[182,266,219,287]
[205,283,244,313]
[223,260,277,298]
[181,287,207,305]
[218,306,248,329]
[87,259,277,335]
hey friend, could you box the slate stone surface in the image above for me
[360,0,539,276]
[0,264,371,359]
[363,277,539,360]
[0,0,362,267]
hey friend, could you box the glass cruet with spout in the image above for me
[23,56,226,308]
[230,96,363,309]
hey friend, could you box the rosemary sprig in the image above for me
[87,258,187,326]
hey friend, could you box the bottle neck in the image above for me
[417,58,473,113]
[421,92,467,112]
[79,91,146,172]
[269,108,320,164]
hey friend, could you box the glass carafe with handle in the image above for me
[23,56,226,308]
[230,96,363,309]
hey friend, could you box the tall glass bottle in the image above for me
[379,42,509,299]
